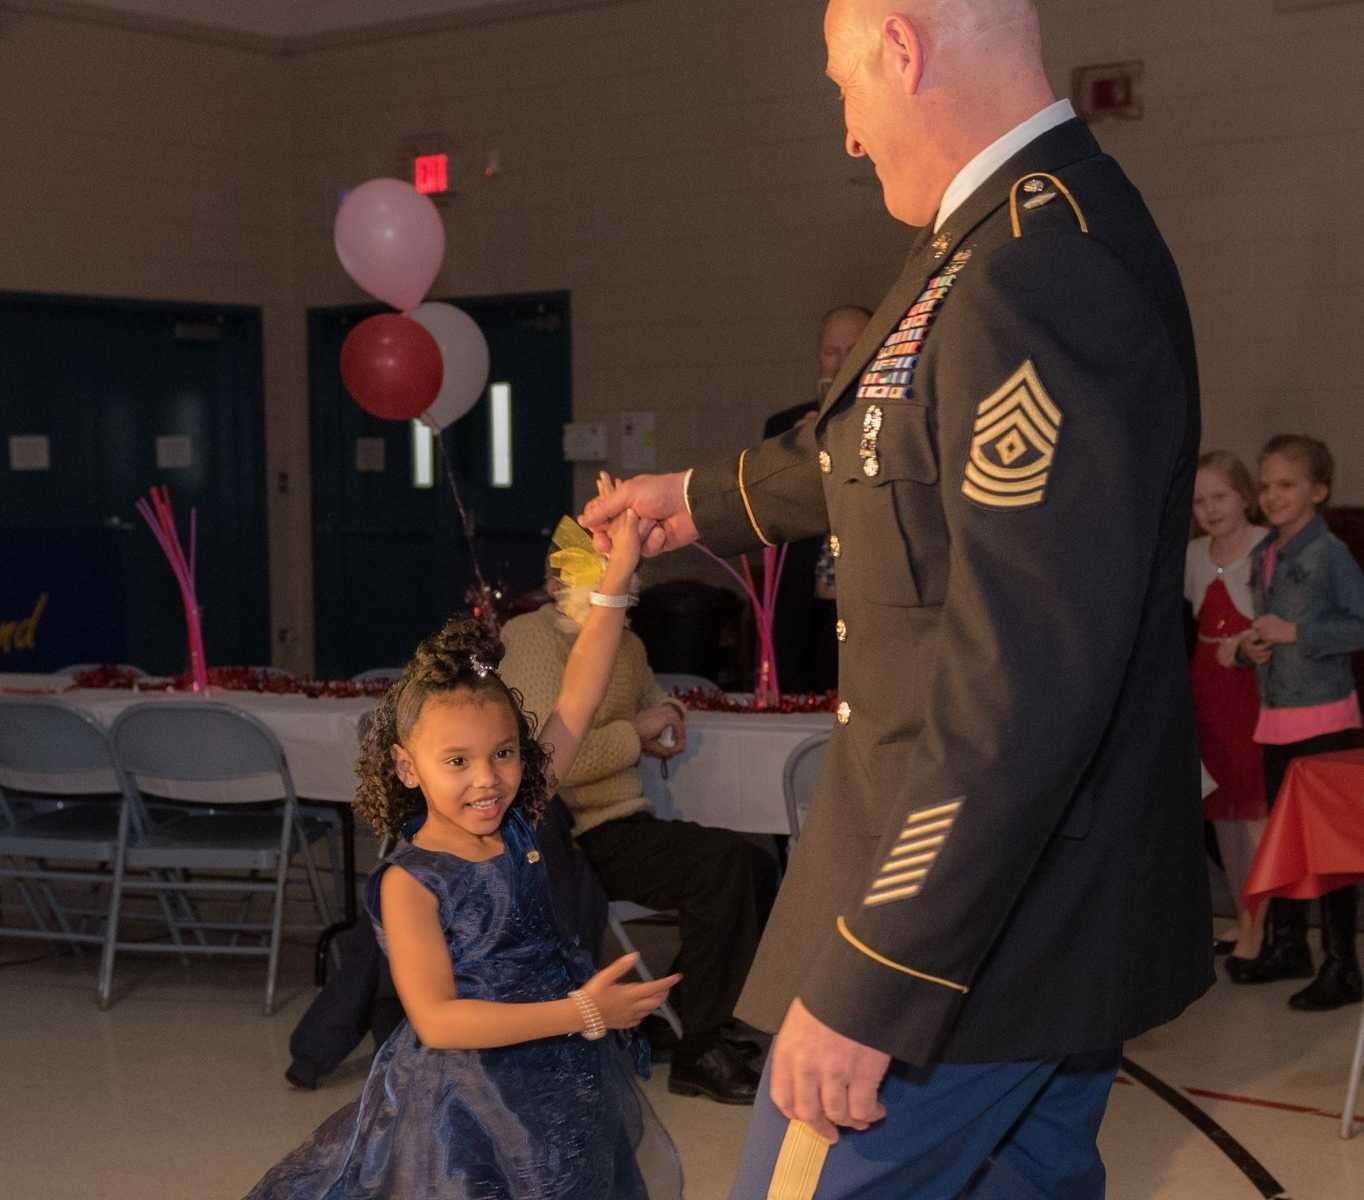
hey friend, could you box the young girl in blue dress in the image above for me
[245,479,683,1198]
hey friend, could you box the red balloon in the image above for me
[340,314,444,421]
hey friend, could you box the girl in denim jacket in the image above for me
[1230,435,1364,1009]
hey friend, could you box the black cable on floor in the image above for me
[1120,1056,1290,1200]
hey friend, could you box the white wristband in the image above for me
[589,591,630,608]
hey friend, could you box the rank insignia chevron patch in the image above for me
[961,360,1063,510]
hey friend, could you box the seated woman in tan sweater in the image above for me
[500,570,779,1106]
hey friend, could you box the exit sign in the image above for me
[413,153,449,195]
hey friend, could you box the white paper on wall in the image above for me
[8,435,50,471]
[156,435,193,469]
[355,437,387,473]
[620,411,656,472]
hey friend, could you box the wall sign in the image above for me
[156,435,193,469]
[8,434,50,471]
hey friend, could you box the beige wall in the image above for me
[4,0,1363,672]
[1039,0,1364,500]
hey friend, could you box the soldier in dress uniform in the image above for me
[583,2,1213,1195]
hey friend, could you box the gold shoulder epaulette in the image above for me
[1008,173,1088,238]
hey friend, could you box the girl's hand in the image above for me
[1242,633,1273,665]
[597,473,641,589]
[1252,615,1297,645]
[581,952,682,1031]
[1215,636,1241,669]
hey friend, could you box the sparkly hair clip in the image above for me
[468,656,493,679]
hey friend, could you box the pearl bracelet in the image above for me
[589,591,629,609]
[568,989,607,1040]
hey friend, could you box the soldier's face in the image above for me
[824,2,929,225]
[1192,468,1248,539]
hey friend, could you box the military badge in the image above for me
[863,798,963,908]
[960,360,1062,510]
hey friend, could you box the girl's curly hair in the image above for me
[355,615,553,838]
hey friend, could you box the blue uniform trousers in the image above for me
[731,1048,1120,1199]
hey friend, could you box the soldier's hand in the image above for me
[579,472,697,558]
[768,997,890,1144]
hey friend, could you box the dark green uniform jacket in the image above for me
[689,119,1214,1065]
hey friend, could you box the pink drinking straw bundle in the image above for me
[693,543,789,708]
[135,486,208,693]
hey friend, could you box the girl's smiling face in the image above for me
[1259,452,1327,540]
[391,688,522,851]
[1193,467,1249,539]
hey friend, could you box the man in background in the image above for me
[765,305,871,694]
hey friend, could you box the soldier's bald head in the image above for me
[825,1,1042,87]
[823,0,1053,226]
[828,0,1039,45]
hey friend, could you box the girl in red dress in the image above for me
[1185,451,1269,968]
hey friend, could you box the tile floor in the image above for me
[2,918,1362,1198]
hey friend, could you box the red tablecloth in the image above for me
[1243,749,1364,907]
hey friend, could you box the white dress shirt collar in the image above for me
[934,99,1076,232]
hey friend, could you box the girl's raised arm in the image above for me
[538,475,641,784]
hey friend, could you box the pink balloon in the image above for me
[334,179,445,310]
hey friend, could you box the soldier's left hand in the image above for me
[768,997,890,1143]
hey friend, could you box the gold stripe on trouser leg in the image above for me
[766,1120,831,1200]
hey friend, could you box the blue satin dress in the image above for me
[245,808,682,1199]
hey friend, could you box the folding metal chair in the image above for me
[351,668,403,684]
[0,697,174,1006]
[57,663,148,677]
[1344,1000,1364,1138]
[110,702,335,1014]
[654,672,720,695]
[607,900,684,1039]
[782,732,829,843]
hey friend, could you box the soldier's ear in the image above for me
[882,15,924,97]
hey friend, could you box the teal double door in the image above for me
[0,292,268,674]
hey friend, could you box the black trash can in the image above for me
[632,580,743,689]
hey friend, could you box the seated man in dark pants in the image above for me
[500,557,780,1105]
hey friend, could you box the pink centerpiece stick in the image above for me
[694,543,789,708]
[135,485,208,694]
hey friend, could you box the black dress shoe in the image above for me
[1213,937,1237,956]
[285,1062,320,1090]
[1224,941,1314,984]
[668,1040,760,1105]
[1288,958,1363,1011]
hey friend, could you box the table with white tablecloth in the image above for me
[641,709,834,835]
[1,675,833,831]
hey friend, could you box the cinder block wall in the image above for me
[3,0,1361,671]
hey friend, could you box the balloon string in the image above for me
[437,427,496,629]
